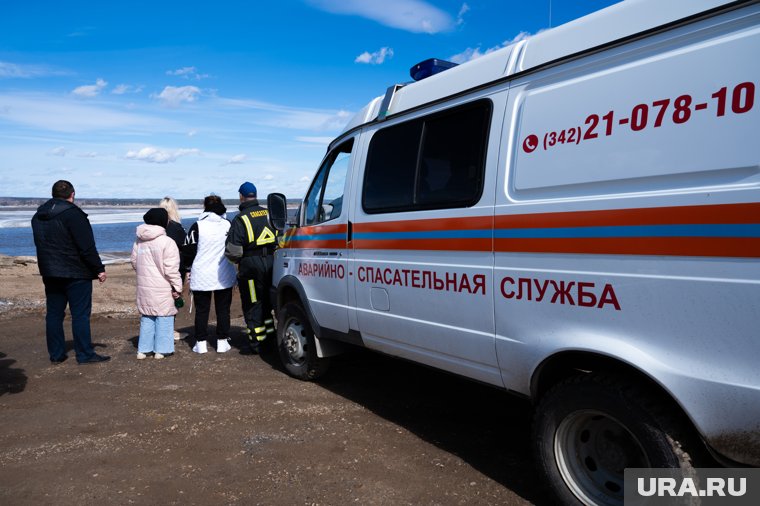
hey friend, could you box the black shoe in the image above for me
[50,355,68,364]
[247,342,260,355]
[77,353,111,365]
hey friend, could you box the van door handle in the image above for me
[347,221,353,243]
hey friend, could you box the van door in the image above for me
[289,138,355,334]
[348,95,505,386]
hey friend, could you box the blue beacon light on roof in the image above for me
[409,58,458,81]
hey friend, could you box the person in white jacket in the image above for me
[182,195,237,354]
[130,208,182,360]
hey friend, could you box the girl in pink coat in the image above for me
[130,208,182,359]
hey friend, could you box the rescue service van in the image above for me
[266,0,760,503]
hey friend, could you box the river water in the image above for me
[0,207,204,263]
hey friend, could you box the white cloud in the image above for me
[457,3,469,25]
[187,129,198,137]
[307,0,454,33]
[224,154,248,165]
[507,31,534,44]
[0,92,179,133]
[48,146,68,157]
[154,85,201,107]
[263,174,274,181]
[299,176,311,183]
[77,152,99,158]
[72,78,108,97]
[296,136,334,145]
[355,47,394,65]
[449,31,535,63]
[216,97,352,132]
[166,66,210,80]
[112,84,144,95]
[0,61,70,79]
[125,146,200,164]
[321,110,352,130]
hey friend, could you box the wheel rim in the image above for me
[281,317,307,365]
[554,410,649,506]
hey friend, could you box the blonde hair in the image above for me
[159,196,181,223]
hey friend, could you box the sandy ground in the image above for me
[0,255,547,505]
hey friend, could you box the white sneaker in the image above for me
[137,352,148,360]
[192,340,208,354]
[216,338,231,353]
[154,353,165,359]
[173,330,181,341]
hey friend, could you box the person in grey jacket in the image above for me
[31,180,110,365]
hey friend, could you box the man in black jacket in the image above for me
[225,181,277,353]
[31,180,110,365]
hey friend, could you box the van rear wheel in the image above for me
[276,302,330,380]
[533,373,694,506]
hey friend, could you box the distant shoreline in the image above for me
[0,252,131,265]
[0,197,302,208]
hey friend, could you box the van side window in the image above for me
[303,139,354,226]
[362,99,491,214]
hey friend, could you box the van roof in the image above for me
[339,0,740,136]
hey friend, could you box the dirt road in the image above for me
[0,259,547,505]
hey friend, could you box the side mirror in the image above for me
[267,193,288,231]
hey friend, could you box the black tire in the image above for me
[276,302,330,380]
[533,373,695,506]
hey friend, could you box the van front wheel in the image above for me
[533,374,694,506]
[276,302,330,381]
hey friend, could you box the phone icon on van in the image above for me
[523,134,538,153]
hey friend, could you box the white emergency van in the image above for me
[266,0,760,503]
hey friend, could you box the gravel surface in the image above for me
[0,257,548,505]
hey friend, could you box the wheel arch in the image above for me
[274,275,320,333]
[531,351,695,429]
[274,275,362,354]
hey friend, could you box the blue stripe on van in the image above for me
[494,224,760,239]
[289,233,346,241]
[354,224,760,241]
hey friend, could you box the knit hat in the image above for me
[143,208,168,228]
[238,181,257,197]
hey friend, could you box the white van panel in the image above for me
[517,0,737,73]
[511,7,760,197]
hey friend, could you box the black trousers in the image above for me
[237,255,274,344]
[192,288,233,340]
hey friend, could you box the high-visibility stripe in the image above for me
[241,214,255,243]
[254,326,267,341]
[248,279,257,303]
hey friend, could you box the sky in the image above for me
[0,0,619,201]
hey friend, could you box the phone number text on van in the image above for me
[522,81,755,154]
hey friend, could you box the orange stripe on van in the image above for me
[493,202,760,228]
[349,203,760,258]
[282,223,347,249]
[493,237,760,257]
